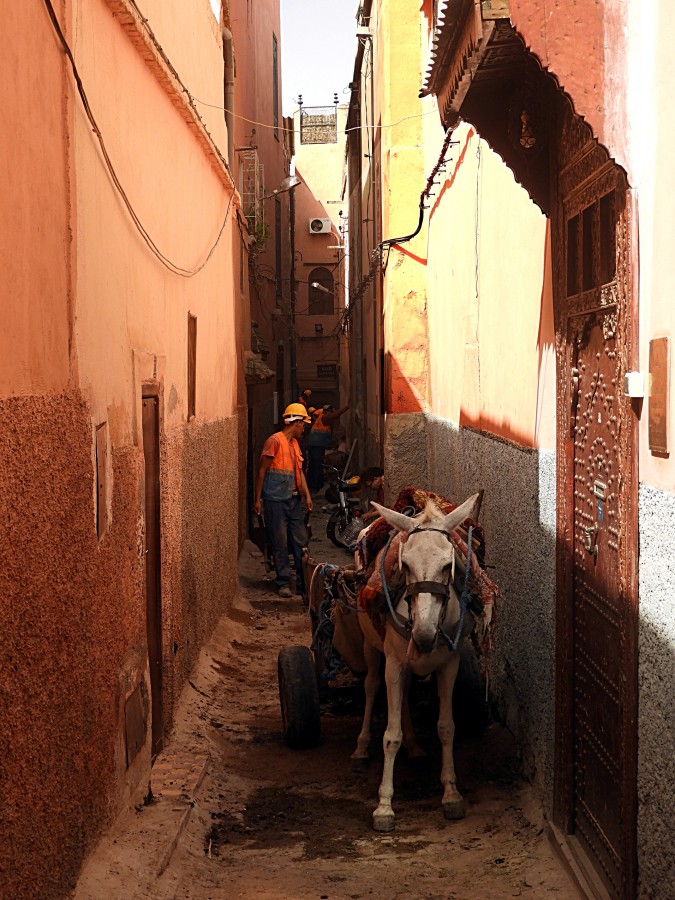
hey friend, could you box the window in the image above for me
[566,189,617,297]
[188,314,197,419]
[272,34,279,139]
[308,267,334,315]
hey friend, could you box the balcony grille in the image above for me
[300,107,338,144]
[239,149,265,234]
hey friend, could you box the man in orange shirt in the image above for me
[306,403,349,493]
[254,404,313,599]
[298,388,312,409]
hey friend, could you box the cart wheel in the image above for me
[278,646,321,749]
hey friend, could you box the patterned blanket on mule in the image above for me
[355,487,502,672]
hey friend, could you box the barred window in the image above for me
[308,267,334,315]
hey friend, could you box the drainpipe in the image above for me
[289,180,298,400]
[222,28,235,168]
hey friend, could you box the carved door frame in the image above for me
[552,102,639,898]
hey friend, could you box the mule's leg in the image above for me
[351,642,381,770]
[401,673,426,759]
[436,653,465,820]
[372,655,405,832]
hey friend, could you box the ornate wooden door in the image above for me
[554,107,638,899]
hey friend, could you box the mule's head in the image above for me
[372,492,482,653]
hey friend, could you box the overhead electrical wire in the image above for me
[42,0,235,278]
[191,94,436,135]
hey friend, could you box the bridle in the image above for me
[380,524,475,652]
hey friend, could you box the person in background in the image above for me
[360,466,385,522]
[300,406,316,471]
[306,403,349,493]
[298,388,312,410]
[360,466,384,503]
[253,404,313,599]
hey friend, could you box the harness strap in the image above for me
[438,525,474,652]
[380,523,476,653]
[409,526,453,540]
[380,530,410,635]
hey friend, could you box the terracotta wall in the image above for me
[509,0,629,168]
[0,393,147,899]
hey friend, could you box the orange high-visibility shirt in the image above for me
[260,432,303,501]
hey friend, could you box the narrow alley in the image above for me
[2,2,674,899]
[75,510,578,899]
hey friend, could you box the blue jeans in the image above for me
[262,495,308,593]
[306,446,326,492]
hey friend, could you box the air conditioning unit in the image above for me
[308,217,331,235]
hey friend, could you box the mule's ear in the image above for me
[440,491,483,534]
[370,501,416,534]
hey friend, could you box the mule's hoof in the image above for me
[443,798,465,820]
[351,756,370,773]
[372,811,395,833]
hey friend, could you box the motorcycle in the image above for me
[324,465,366,549]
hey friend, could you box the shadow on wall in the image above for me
[387,352,424,414]
[456,220,555,448]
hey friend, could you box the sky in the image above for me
[208,1,359,114]
[280,0,360,113]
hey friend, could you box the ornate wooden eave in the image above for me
[421,0,520,129]
[421,1,555,212]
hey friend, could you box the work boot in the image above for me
[278,585,292,599]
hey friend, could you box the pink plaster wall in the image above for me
[230,0,293,464]
[629,4,675,491]
[427,126,555,450]
[73,0,239,430]
[0,3,246,895]
[0,2,72,397]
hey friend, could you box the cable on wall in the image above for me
[42,0,235,278]
[340,125,460,332]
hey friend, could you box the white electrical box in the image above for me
[624,371,644,398]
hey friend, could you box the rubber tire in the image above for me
[326,510,352,548]
[278,646,321,749]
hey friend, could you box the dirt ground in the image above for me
[75,509,579,900]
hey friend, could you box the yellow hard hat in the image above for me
[283,402,311,424]
[307,406,316,414]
